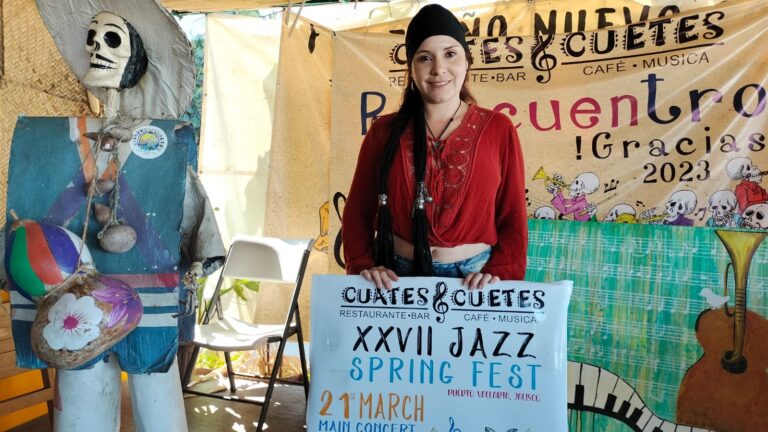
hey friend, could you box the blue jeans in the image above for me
[392,248,491,277]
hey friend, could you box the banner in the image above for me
[308,275,572,432]
[329,0,768,251]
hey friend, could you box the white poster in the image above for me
[308,275,572,432]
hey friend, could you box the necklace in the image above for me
[425,100,462,149]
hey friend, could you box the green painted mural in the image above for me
[526,219,768,431]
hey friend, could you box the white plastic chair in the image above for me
[181,236,313,432]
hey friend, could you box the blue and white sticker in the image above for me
[130,126,168,159]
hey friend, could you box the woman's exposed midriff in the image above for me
[393,234,490,263]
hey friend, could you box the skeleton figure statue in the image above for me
[84,12,148,90]
[2,1,226,431]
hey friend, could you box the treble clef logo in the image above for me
[449,416,462,432]
[530,32,557,84]
[332,192,346,269]
[432,281,450,323]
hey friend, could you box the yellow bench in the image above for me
[0,295,54,430]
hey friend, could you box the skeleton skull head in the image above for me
[726,157,762,183]
[534,206,555,220]
[742,203,768,229]
[603,203,635,222]
[708,190,737,220]
[83,12,148,90]
[568,172,599,198]
[665,190,697,221]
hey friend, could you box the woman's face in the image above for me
[410,35,468,106]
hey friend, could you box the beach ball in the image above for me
[5,219,93,299]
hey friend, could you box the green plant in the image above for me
[230,279,260,302]
[195,277,260,324]
[196,348,244,372]
[197,348,224,370]
[193,276,259,373]
[195,276,208,324]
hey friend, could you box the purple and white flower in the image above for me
[42,293,103,350]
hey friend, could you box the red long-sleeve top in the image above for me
[342,104,528,280]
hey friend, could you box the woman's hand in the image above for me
[360,266,399,290]
[462,272,499,290]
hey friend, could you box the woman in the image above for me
[343,4,527,290]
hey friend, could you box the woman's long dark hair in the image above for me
[374,48,476,275]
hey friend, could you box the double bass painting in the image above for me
[677,230,768,432]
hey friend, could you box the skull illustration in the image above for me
[708,190,737,226]
[534,206,555,220]
[726,157,762,183]
[742,203,768,229]
[603,203,635,222]
[665,190,697,222]
[568,172,599,198]
[83,12,148,89]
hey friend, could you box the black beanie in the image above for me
[405,4,468,64]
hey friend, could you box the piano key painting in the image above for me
[526,220,768,432]
[568,361,714,432]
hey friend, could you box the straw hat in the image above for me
[35,0,194,119]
